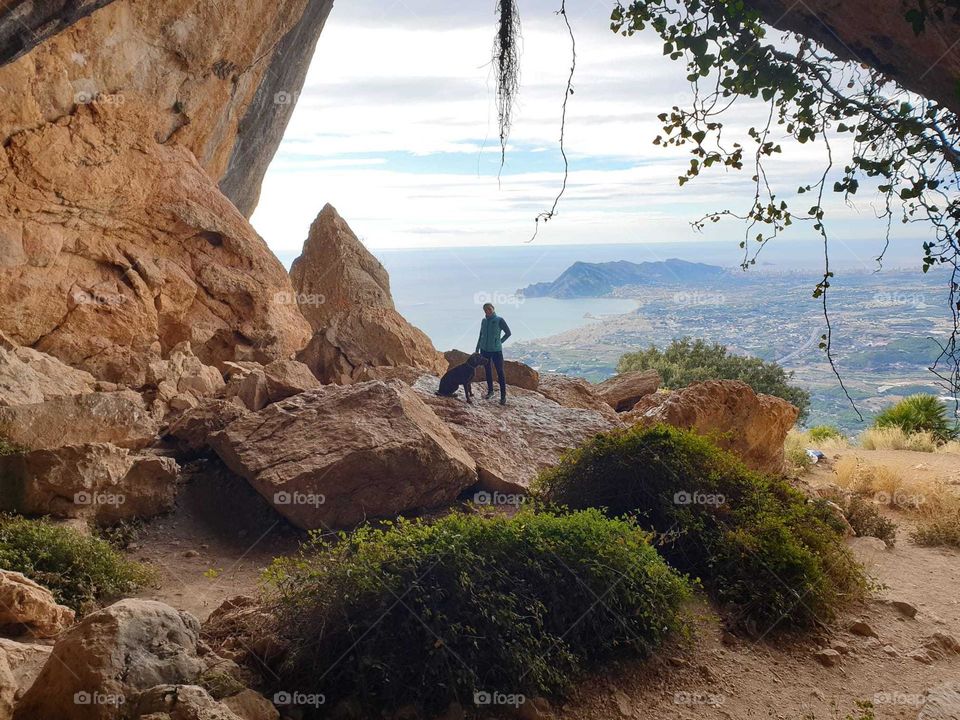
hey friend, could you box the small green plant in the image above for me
[534,424,867,631]
[0,437,21,457]
[873,394,956,444]
[827,493,898,547]
[0,513,153,612]
[808,425,843,442]
[264,508,690,715]
[912,509,960,548]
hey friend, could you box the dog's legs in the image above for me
[464,382,473,403]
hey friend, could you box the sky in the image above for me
[249,0,932,270]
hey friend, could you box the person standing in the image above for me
[475,302,512,405]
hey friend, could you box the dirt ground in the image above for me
[130,450,960,719]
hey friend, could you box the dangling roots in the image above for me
[494,0,521,173]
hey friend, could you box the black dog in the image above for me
[436,353,487,403]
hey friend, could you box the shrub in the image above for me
[817,490,898,547]
[264,508,690,715]
[534,424,866,631]
[0,438,20,457]
[0,514,153,612]
[617,338,811,421]
[912,510,960,548]
[872,394,956,444]
[808,425,843,442]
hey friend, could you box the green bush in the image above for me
[808,425,843,442]
[0,514,153,612]
[534,424,866,631]
[818,489,898,547]
[617,338,811,421]
[264,508,690,715]
[873,394,956,444]
[0,438,20,457]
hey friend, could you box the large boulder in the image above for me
[166,399,249,455]
[535,373,620,423]
[262,359,320,403]
[0,0,335,216]
[209,380,477,528]
[0,332,96,407]
[0,443,179,523]
[0,571,74,638]
[412,375,618,494]
[13,599,204,720]
[0,99,312,386]
[0,390,158,450]
[594,369,661,411]
[0,639,52,720]
[291,205,446,383]
[443,349,539,391]
[126,684,244,720]
[625,380,800,474]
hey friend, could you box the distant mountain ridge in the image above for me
[518,258,726,299]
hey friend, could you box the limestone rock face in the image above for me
[0,333,96,407]
[443,349,539,391]
[209,381,477,528]
[0,638,52,720]
[0,100,311,385]
[528,373,619,422]
[166,399,249,455]
[291,206,446,383]
[0,390,158,450]
[0,0,335,215]
[0,571,74,639]
[625,380,799,474]
[13,599,203,720]
[0,443,179,523]
[595,370,661,412]
[127,684,244,720]
[412,376,618,494]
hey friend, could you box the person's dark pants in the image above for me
[481,350,506,396]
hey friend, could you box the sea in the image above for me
[368,239,929,354]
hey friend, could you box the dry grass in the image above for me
[858,426,939,452]
[784,429,850,473]
[829,456,958,514]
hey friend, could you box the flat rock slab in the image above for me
[412,375,618,495]
[210,380,477,529]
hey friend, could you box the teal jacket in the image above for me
[476,314,511,352]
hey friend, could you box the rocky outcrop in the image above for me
[209,381,477,528]
[595,369,661,412]
[14,599,204,720]
[532,373,620,423]
[0,443,179,523]
[919,682,960,720]
[625,380,799,474]
[443,349,539,391]
[166,399,249,455]
[126,684,244,720]
[0,332,96,407]
[0,638,52,720]
[147,342,225,415]
[0,0,334,214]
[0,100,311,386]
[291,206,446,384]
[412,375,618,494]
[0,571,74,638]
[0,390,158,450]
